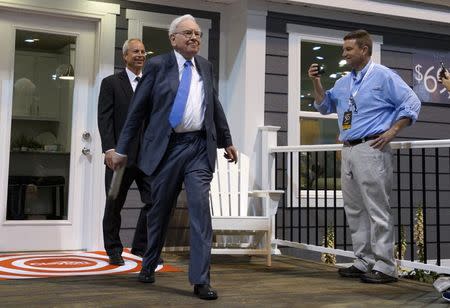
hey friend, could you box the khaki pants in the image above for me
[341,142,397,278]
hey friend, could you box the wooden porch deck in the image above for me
[1,253,447,307]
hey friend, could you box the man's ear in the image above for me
[169,34,176,47]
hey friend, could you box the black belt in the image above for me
[343,135,379,147]
[170,130,206,142]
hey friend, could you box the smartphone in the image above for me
[315,64,326,76]
[439,62,447,80]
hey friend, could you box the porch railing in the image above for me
[260,126,450,275]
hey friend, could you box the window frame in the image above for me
[286,24,382,208]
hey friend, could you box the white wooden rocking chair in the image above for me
[209,150,283,266]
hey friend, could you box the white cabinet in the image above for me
[13,51,63,120]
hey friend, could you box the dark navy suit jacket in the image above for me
[116,51,233,176]
[97,70,140,166]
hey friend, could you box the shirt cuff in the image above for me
[115,152,127,157]
[105,149,115,153]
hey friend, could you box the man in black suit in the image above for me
[98,38,152,266]
[111,15,237,300]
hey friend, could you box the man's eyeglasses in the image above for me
[174,30,203,39]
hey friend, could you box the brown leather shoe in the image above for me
[194,284,218,300]
[338,265,365,278]
[361,270,398,283]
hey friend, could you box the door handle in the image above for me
[82,147,91,156]
[82,131,91,140]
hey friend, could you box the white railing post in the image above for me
[259,126,281,255]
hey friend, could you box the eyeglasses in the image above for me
[174,30,203,39]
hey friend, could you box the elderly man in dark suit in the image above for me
[111,14,237,300]
[98,38,153,266]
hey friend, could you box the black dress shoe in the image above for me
[194,284,218,300]
[138,269,155,283]
[360,270,398,283]
[338,265,365,278]
[108,254,125,266]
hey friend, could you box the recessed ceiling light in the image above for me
[316,56,324,60]
[24,38,39,43]
[339,60,347,67]
[329,74,337,79]
[313,46,321,51]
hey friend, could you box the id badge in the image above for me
[342,111,352,130]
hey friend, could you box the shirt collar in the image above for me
[351,60,372,81]
[125,67,142,82]
[174,50,197,71]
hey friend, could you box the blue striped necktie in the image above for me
[169,60,192,128]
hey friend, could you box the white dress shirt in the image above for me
[125,67,142,92]
[173,50,205,133]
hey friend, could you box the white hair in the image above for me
[168,14,199,37]
[122,38,142,55]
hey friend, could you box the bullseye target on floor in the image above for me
[0,250,176,280]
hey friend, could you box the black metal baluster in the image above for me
[324,151,328,249]
[298,151,302,243]
[290,152,294,242]
[333,151,337,249]
[397,149,402,260]
[306,152,310,244]
[315,151,319,245]
[422,148,427,263]
[435,148,440,266]
[282,152,287,240]
[409,149,414,261]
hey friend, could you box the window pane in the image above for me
[300,118,339,145]
[142,27,173,58]
[300,41,349,112]
[8,30,75,220]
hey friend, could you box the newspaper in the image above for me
[107,165,125,200]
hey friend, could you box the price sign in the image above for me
[413,53,450,104]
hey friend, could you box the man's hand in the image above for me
[370,118,411,150]
[308,63,321,80]
[110,152,127,170]
[105,150,116,170]
[370,130,396,150]
[224,145,238,164]
[441,71,450,92]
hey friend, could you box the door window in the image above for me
[7,30,75,221]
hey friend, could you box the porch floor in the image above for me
[0,253,447,307]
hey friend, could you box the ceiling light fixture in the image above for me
[312,46,321,51]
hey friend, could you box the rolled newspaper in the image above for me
[107,165,125,200]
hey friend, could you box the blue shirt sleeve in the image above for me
[314,88,337,114]
[386,71,421,124]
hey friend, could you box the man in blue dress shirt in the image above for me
[308,29,421,283]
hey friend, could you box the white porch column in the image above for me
[220,1,267,189]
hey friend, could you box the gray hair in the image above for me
[168,14,199,37]
[122,38,143,55]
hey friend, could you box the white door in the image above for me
[0,9,97,251]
